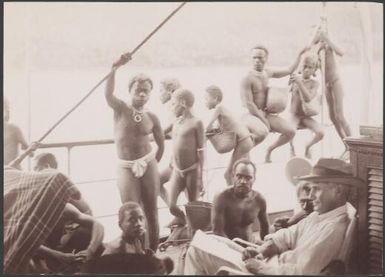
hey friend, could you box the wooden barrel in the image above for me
[265,87,289,114]
[185,201,212,232]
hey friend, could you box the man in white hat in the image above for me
[184,158,363,275]
[242,158,363,275]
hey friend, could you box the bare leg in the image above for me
[159,165,172,204]
[185,169,200,202]
[330,81,352,138]
[265,115,296,163]
[325,85,349,142]
[301,117,325,159]
[241,114,269,146]
[116,167,141,203]
[224,137,254,186]
[289,139,296,157]
[168,170,187,227]
[289,115,301,158]
[140,160,160,251]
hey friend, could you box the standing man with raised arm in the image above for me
[105,53,165,251]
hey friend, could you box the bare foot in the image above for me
[305,148,312,160]
[166,217,186,229]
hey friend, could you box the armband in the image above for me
[197,147,205,152]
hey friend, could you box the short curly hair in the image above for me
[128,73,153,92]
[251,44,269,56]
[173,88,195,107]
[232,158,257,176]
[160,78,181,94]
[206,85,223,102]
[34,152,58,170]
[118,201,143,226]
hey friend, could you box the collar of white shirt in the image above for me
[315,204,347,222]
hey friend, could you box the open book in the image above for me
[190,230,249,272]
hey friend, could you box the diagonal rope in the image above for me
[13,2,187,164]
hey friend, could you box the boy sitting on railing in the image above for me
[204,85,254,186]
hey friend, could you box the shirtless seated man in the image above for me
[211,158,269,242]
[167,88,204,227]
[105,53,165,251]
[240,44,308,163]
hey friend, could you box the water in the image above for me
[4,64,383,241]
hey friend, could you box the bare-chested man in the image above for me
[105,53,164,251]
[168,89,204,227]
[4,98,32,169]
[240,44,308,163]
[211,158,269,242]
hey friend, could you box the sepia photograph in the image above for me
[3,1,383,275]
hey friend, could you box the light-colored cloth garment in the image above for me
[118,150,156,178]
[173,161,199,178]
[184,233,246,275]
[102,237,145,256]
[184,204,349,275]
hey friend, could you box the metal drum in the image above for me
[265,87,289,114]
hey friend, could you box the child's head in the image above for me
[301,53,319,79]
[128,73,153,107]
[296,181,314,214]
[160,78,181,104]
[33,153,58,171]
[118,202,146,240]
[171,88,194,117]
[205,85,223,110]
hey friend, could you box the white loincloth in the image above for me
[118,150,156,178]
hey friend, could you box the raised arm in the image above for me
[290,75,319,102]
[8,141,40,168]
[319,31,344,56]
[211,193,227,238]
[257,195,269,240]
[149,112,165,162]
[240,76,270,129]
[105,53,131,109]
[271,46,309,78]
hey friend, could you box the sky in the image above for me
[4,2,383,68]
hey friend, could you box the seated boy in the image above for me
[288,53,324,159]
